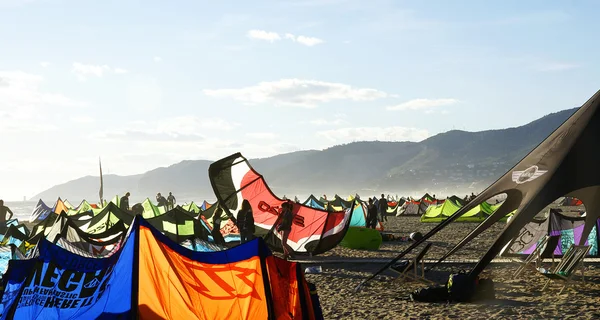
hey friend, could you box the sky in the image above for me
[1,0,600,200]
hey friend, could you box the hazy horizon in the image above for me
[2,0,599,200]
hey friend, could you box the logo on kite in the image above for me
[84,278,100,289]
[258,201,305,227]
[181,262,262,300]
[512,165,547,184]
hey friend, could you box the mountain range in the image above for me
[32,107,578,203]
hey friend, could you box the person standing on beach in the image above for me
[167,192,176,210]
[156,193,168,207]
[378,194,388,222]
[235,199,255,244]
[211,207,226,245]
[120,192,130,211]
[0,200,13,225]
[277,202,295,260]
[367,198,378,229]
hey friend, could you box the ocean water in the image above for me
[4,201,36,221]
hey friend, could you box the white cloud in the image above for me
[39,61,50,68]
[0,70,84,109]
[153,56,162,63]
[284,33,324,46]
[536,62,579,72]
[70,115,95,123]
[94,116,239,143]
[159,116,240,133]
[0,70,85,133]
[203,78,387,108]
[387,98,459,111]
[247,29,281,42]
[72,62,129,80]
[248,30,324,46]
[310,119,337,126]
[317,126,430,143]
[246,132,278,140]
[2,122,59,133]
[309,117,347,126]
[295,35,324,46]
[72,63,110,78]
[95,130,206,143]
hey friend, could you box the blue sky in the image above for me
[1,0,599,200]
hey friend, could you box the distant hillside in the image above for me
[32,108,578,203]
[34,174,142,203]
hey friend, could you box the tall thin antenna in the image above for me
[99,157,104,206]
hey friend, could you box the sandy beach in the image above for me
[301,215,600,319]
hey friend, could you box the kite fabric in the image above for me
[303,195,326,211]
[208,153,353,255]
[0,225,135,319]
[502,209,599,257]
[0,216,319,319]
[29,200,53,223]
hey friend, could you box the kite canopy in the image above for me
[145,206,209,243]
[396,195,435,216]
[29,200,53,223]
[53,198,69,215]
[0,216,317,319]
[330,195,353,210]
[208,153,353,255]
[502,208,599,257]
[182,201,201,214]
[303,195,326,210]
[421,198,509,223]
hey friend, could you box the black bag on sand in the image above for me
[410,286,449,302]
[381,233,395,241]
[473,278,495,301]
[447,271,477,302]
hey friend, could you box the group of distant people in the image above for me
[366,194,389,229]
[463,192,478,203]
[118,191,177,215]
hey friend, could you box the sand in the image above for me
[300,215,600,319]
